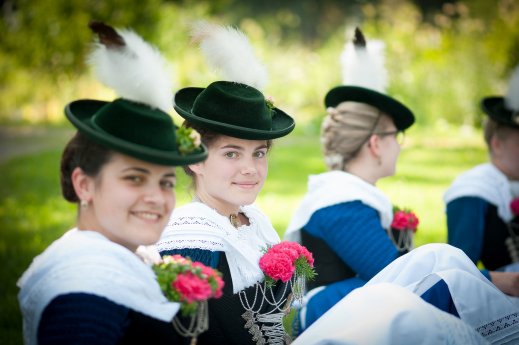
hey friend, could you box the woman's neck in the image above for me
[345,159,380,185]
[194,192,240,218]
[195,193,250,228]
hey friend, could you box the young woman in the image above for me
[284,29,519,343]
[155,23,296,345]
[17,22,207,345]
[445,65,519,297]
[284,28,416,332]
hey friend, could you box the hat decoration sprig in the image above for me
[191,21,268,91]
[341,28,387,93]
[505,65,519,123]
[88,21,173,113]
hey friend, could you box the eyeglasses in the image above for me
[374,130,405,145]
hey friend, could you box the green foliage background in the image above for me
[1,0,518,127]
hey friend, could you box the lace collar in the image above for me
[156,202,280,293]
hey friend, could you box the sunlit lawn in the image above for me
[0,125,487,344]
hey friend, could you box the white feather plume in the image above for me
[191,21,268,90]
[505,64,519,112]
[88,29,173,113]
[341,36,387,93]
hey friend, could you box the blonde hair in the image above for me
[321,101,392,170]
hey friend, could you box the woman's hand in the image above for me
[489,271,519,296]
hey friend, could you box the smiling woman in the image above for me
[70,147,178,252]
[16,22,207,345]
[154,22,297,345]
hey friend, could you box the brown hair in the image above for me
[321,101,393,170]
[60,132,113,202]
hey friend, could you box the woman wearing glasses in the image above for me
[285,82,415,332]
[284,29,419,332]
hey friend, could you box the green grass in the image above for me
[0,126,487,344]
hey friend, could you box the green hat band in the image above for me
[191,82,272,130]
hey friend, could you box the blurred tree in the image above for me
[1,0,164,76]
[0,0,517,127]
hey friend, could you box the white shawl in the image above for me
[292,283,489,345]
[295,244,519,344]
[444,163,519,222]
[155,202,280,293]
[367,243,519,344]
[17,229,179,345]
[285,170,393,242]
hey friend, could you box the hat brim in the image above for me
[325,86,415,130]
[481,97,519,129]
[174,87,295,140]
[65,99,208,166]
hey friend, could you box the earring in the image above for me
[377,157,382,166]
[80,199,88,208]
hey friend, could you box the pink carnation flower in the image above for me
[511,198,519,217]
[297,245,315,267]
[269,242,300,261]
[192,262,225,298]
[212,275,225,298]
[163,254,189,265]
[259,251,295,283]
[406,211,419,232]
[391,211,409,230]
[173,272,213,303]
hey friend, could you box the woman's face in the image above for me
[77,153,176,251]
[189,135,269,214]
[377,121,402,178]
[492,128,519,180]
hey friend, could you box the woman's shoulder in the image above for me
[318,200,379,218]
[306,201,380,235]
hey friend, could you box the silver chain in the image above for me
[172,301,209,345]
[239,278,299,344]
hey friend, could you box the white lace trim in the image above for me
[156,202,280,293]
[368,243,519,344]
[477,312,519,343]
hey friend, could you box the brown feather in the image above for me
[353,27,367,48]
[88,21,125,48]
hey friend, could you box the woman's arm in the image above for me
[38,293,130,345]
[446,196,487,263]
[305,201,399,281]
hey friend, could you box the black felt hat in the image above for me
[481,65,519,128]
[481,96,519,129]
[325,85,415,130]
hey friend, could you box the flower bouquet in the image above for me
[506,198,519,262]
[389,206,419,252]
[153,255,224,344]
[176,126,202,155]
[259,241,316,302]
